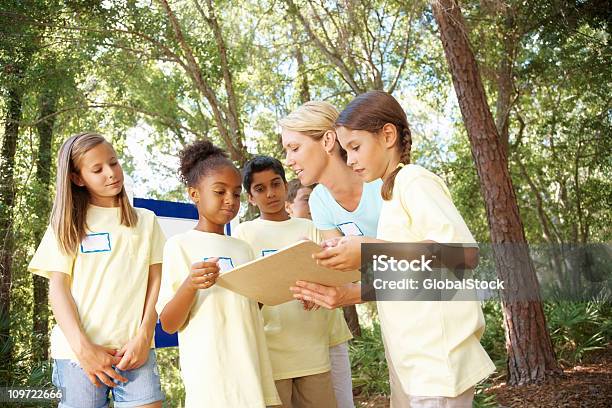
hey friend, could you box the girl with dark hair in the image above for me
[291,91,495,407]
[156,140,280,407]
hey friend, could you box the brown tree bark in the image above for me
[0,85,23,361]
[495,9,517,153]
[343,306,361,338]
[295,44,311,104]
[431,0,561,385]
[200,0,247,160]
[291,19,311,104]
[31,88,58,363]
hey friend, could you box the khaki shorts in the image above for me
[275,371,337,408]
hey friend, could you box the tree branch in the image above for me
[157,0,244,162]
[286,0,362,93]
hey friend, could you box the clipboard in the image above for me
[216,240,360,305]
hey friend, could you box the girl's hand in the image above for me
[290,281,361,309]
[320,236,342,248]
[115,332,151,371]
[188,258,220,290]
[313,235,366,271]
[75,342,127,387]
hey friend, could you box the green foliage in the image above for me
[0,312,54,407]
[545,301,612,364]
[349,322,389,397]
[156,348,185,408]
[480,301,508,369]
[1,0,610,404]
[473,382,498,408]
[479,299,612,372]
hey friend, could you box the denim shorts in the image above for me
[52,349,164,408]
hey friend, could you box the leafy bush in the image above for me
[545,300,611,364]
[479,299,611,369]
[156,347,185,408]
[474,382,498,408]
[349,322,389,397]
[480,301,507,369]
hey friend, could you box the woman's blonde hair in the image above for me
[51,132,138,255]
[279,101,338,140]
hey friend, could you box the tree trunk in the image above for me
[343,306,361,338]
[495,10,516,153]
[432,0,561,385]
[291,20,311,104]
[202,0,248,164]
[32,89,58,363]
[0,85,24,363]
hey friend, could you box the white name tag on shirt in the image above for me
[80,233,112,253]
[337,222,364,236]
[261,249,277,257]
[204,256,235,272]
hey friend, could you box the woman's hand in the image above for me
[299,299,320,311]
[313,235,367,271]
[75,342,127,387]
[188,258,220,290]
[290,281,361,309]
[115,331,152,371]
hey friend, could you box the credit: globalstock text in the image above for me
[371,254,505,291]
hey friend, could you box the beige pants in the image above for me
[389,360,474,408]
[275,371,337,408]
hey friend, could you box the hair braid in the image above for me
[400,126,412,165]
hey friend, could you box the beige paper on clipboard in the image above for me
[216,240,360,306]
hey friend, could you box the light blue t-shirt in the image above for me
[309,179,383,237]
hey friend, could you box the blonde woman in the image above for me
[289,92,495,407]
[280,101,384,408]
[28,133,165,408]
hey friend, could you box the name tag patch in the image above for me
[81,233,112,253]
[337,222,364,236]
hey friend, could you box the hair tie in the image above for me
[397,163,405,169]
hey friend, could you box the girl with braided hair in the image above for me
[291,91,495,407]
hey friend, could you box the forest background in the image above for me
[0,0,610,406]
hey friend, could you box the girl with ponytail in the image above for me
[156,140,280,407]
[292,91,495,407]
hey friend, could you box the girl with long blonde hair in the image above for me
[29,132,165,408]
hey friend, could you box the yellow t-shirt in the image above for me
[328,308,353,347]
[233,217,345,380]
[156,230,280,408]
[28,206,165,360]
[376,164,495,397]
